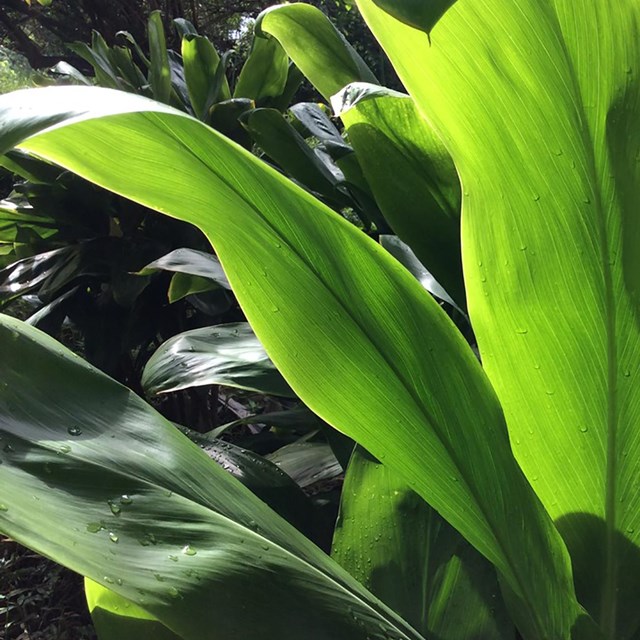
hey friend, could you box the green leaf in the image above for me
[167,273,217,302]
[85,579,181,640]
[233,36,289,104]
[332,83,463,305]
[147,11,172,104]
[182,35,230,121]
[333,447,514,639]
[0,86,587,638]
[141,322,295,398]
[355,0,640,636]
[369,0,456,34]
[0,314,424,640]
[256,4,377,101]
[139,248,231,289]
[266,442,342,489]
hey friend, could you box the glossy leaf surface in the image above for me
[0,314,423,640]
[142,322,294,397]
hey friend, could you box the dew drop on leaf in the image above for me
[120,495,133,505]
[579,426,588,433]
[67,427,83,436]
[0,504,8,512]
[109,532,119,543]
[181,544,197,556]
[108,500,121,516]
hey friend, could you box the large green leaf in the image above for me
[0,86,586,638]
[333,447,514,639]
[0,314,423,640]
[355,0,640,636]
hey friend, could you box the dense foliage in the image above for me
[1,1,639,639]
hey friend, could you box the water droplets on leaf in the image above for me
[169,554,179,562]
[579,426,589,433]
[109,532,119,543]
[86,522,105,533]
[181,544,197,556]
[154,573,166,582]
[103,576,114,584]
[107,500,121,516]
[120,494,133,505]
[57,444,71,455]
[515,328,528,335]
[67,426,83,437]
[0,504,8,512]
[168,586,181,599]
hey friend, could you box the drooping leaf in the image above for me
[369,0,456,34]
[138,248,230,290]
[266,441,342,490]
[0,85,586,638]
[333,447,514,639]
[0,314,424,640]
[141,322,294,398]
[255,4,377,101]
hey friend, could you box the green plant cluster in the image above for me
[0,1,639,639]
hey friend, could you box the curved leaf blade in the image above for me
[141,322,294,397]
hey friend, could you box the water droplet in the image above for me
[532,193,540,202]
[57,444,71,454]
[477,260,483,267]
[534,363,541,370]
[2,443,12,453]
[579,426,588,433]
[627,526,635,534]
[553,149,563,156]
[154,573,165,582]
[515,328,528,335]
[545,389,555,396]
[0,504,8,512]
[168,554,179,562]
[86,522,104,533]
[518,244,527,251]
[624,370,631,378]
[109,532,119,543]
[108,500,121,516]
[181,544,197,556]
[583,196,591,204]
[260,543,270,551]
[103,576,114,584]
[67,427,83,437]
[271,305,280,313]
[120,495,133,505]
[116,578,123,586]
[168,586,181,599]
